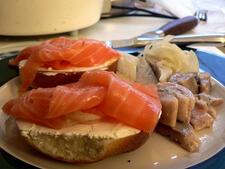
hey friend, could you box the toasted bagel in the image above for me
[16,112,148,163]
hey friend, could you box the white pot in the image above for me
[0,0,104,36]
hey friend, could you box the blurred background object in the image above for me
[102,0,225,34]
[0,0,104,36]
[0,0,224,54]
[102,0,178,19]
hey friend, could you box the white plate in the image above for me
[0,77,225,169]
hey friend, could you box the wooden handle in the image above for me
[156,16,198,36]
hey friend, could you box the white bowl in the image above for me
[0,0,104,36]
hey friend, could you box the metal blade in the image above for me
[107,33,225,49]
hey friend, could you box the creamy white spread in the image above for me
[18,57,119,75]
[16,111,140,139]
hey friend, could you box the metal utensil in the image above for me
[105,15,199,48]
[106,33,225,49]
[194,10,208,22]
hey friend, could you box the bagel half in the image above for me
[14,53,151,162]
[16,112,149,163]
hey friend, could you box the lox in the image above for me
[10,37,120,92]
[3,70,161,133]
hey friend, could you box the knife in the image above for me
[104,15,198,47]
[106,33,225,49]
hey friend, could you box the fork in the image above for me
[194,10,208,21]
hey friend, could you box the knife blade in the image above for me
[106,33,225,49]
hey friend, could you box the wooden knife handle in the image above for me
[156,16,198,36]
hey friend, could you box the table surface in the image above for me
[0,16,225,169]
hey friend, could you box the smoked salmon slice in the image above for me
[79,71,162,133]
[11,37,121,92]
[2,70,161,133]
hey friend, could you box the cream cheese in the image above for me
[18,57,119,75]
[16,111,140,139]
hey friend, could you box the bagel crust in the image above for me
[16,119,149,163]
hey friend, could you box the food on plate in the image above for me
[10,37,121,92]
[190,102,214,130]
[169,72,223,130]
[144,43,223,152]
[196,93,224,107]
[190,93,224,129]
[2,37,224,160]
[169,72,211,94]
[156,122,200,152]
[15,115,148,163]
[155,81,202,152]
[169,72,199,94]
[116,53,139,81]
[2,70,162,162]
[198,72,212,94]
[156,82,201,152]
[157,82,195,126]
[136,57,158,85]
[156,81,223,151]
[117,54,158,85]
[143,41,199,82]
[3,70,161,132]
[130,41,223,152]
